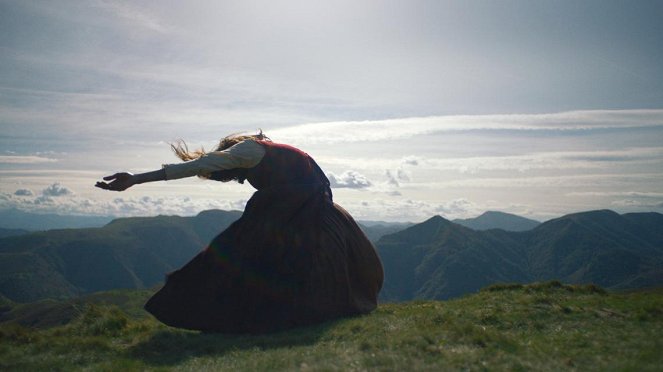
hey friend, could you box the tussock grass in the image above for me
[1,283,661,371]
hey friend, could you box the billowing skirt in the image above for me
[144,183,384,333]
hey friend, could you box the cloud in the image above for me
[0,156,58,164]
[384,157,419,187]
[402,156,420,166]
[343,198,481,222]
[270,109,663,145]
[611,199,663,208]
[434,199,478,216]
[42,183,74,197]
[469,148,661,173]
[568,190,663,210]
[34,195,55,205]
[385,169,410,187]
[0,190,248,218]
[566,191,663,198]
[321,147,663,174]
[105,195,247,217]
[17,1,168,36]
[328,170,372,189]
[424,173,663,189]
[93,0,168,33]
[14,189,34,196]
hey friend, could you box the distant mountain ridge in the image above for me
[0,208,114,231]
[357,221,413,242]
[377,209,663,302]
[1,208,662,304]
[453,211,540,231]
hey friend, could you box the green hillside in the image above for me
[1,282,661,371]
[0,210,242,302]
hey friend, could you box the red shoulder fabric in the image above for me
[246,140,325,190]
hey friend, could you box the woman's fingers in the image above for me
[103,173,120,181]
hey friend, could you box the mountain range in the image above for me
[0,208,661,303]
[377,210,663,301]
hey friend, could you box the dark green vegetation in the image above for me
[1,283,661,371]
[453,211,541,232]
[0,210,242,302]
[377,210,663,301]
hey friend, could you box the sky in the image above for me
[1,0,663,223]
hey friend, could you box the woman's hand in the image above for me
[95,172,136,191]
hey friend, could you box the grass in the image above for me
[1,281,661,371]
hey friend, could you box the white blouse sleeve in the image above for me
[162,140,266,180]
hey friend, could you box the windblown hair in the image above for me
[170,130,271,183]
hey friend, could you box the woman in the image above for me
[96,131,383,333]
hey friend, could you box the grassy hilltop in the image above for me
[1,282,661,371]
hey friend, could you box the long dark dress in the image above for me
[144,141,384,333]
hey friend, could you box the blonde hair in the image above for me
[169,130,270,183]
[171,130,270,162]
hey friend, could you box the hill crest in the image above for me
[453,211,540,231]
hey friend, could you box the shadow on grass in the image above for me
[128,320,337,366]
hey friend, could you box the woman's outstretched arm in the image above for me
[95,169,166,191]
[96,139,265,191]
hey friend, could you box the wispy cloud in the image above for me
[17,1,169,35]
[319,147,663,174]
[566,191,663,198]
[92,0,169,33]
[271,110,663,145]
[432,148,663,174]
[423,173,663,189]
[611,199,663,208]
[0,155,58,164]
[566,190,663,210]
